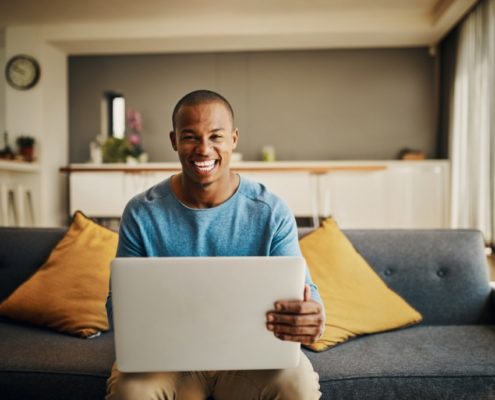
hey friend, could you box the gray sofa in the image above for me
[1,227,495,400]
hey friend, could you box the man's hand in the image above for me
[266,284,325,345]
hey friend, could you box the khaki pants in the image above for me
[106,352,321,400]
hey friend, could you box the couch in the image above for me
[1,226,495,400]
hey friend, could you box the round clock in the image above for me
[5,55,41,90]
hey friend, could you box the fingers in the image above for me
[273,299,322,315]
[266,323,321,336]
[268,295,325,344]
[266,303,325,344]
[304,284,311,302]
[266,323,323,344]
[267,312,322,327]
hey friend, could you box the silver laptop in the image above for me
[111,256,305,372]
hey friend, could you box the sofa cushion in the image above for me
[0,211,117,338]
[343,230,494,325]
[299,228,494,325]
[0,228,65,302]
[304,325,495,400]
[0,319,114,400]
[300,219,422,351]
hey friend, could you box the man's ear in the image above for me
[169,131,178,151]
[232,128,239,150]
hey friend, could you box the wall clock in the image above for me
[5,54,41,90]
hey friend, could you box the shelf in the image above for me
[0,160,40,172]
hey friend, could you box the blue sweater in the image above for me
[107,176,322,323]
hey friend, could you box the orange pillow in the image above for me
[0,211,117,338]
[301,218,422,352]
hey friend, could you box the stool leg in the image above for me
[16,186,26,227]
[26,190,35,226]
[0,185,8,226]
[8,189,18,227]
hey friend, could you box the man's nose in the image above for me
[196,139,211,155]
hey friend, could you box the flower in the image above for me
[129,133,141,146]
[125,109,144,159]
[126,109,142,133]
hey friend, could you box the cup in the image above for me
[262,145,275,162]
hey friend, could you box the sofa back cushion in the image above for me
[1,227,492,326]
[0,212,117,337]
[0,228,66,303]
[299,228,494,325]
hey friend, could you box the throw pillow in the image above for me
[300,218,422,352]
[0,211,118,338]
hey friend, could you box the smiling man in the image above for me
[106,90,324,400]
[168,92,240,209]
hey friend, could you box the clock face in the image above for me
[5,55,41,90]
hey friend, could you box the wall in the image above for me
[0,30,5,136]
[69,48,436,162]
[5,26,68,227]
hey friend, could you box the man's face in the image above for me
[170,101,239,187]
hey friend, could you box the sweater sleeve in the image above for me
[269,204,323,307]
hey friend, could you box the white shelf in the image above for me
[0,160,40,172]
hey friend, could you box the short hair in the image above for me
[172,89,235,131]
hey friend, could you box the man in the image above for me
[106,90,324,400]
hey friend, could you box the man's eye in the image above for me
[211,135,223,141]
[181,135,195,141]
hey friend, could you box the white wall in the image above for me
[0,31,5,136]
[5,26,68,226]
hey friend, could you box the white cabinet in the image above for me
[318,163,449,229]
[122,172,173,205]
[384,164,448,228]
[70,171,174,217]
[70,172,126,217]
[318,170,386,228]
[66,161,450,228]
[240,172,318,217]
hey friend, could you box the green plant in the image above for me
[16,135,35,149]
[102,137,131,163]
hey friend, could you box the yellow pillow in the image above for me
[300,218,422,352]
[0,211,117,338]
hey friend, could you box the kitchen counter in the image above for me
[61,160,450,229]
[60,160,447,174]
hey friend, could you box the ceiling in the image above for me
[0,0,479,54]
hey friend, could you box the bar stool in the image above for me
[0,184,18,226]
[15,185,35,227]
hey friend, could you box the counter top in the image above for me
[60,160,448,174]
[0,160,40,172]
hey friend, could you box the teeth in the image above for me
[194,160,216,172]
[194,160,216,167]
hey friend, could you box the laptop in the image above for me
[111,256,305,372]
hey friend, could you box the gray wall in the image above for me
[69,48,435,162]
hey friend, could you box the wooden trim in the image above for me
[60,165,387,174]
[232,166,387,174]
[59,167,181,173]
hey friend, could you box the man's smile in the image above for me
[192,159,218,174]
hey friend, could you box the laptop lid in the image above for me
[111,256,305,372]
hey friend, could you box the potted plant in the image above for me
[16,135,35,161]
[102,137,131,163]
